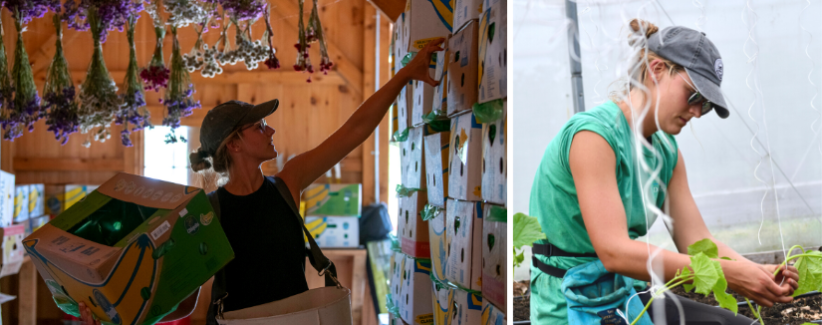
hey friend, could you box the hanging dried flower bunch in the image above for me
[5,7,45,140]
[164,0,209,28]
[231,20,270,70]
[293,0,313,82]
[0,14,15,137]
[306,0,332,74]
[62,0,143,43]
[263,5,279,69]
[141,0,169,92]
[3,0,60,25]
[77,5,122,146]
[220,0,265,22]
[43,14,80,145]
[163,26,201,143]
[116,14,150,147]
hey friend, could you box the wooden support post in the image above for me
[18,257,36,325]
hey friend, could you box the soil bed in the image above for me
[512,280,820,324]
[514,280,530,321]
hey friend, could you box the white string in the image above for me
[743,0,788,257]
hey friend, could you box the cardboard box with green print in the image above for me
[302,183,362,217]
[23,173,234,325]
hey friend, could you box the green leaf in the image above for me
[793,250,822,297]
[720,257,733,261]
[690,253,720,296]
[513,248,525,268]
[680,267,695,292]
[711,261,738,315]
[513,213,546,250]
[688,238,719,259]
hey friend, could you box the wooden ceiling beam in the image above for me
[366,0,404,22]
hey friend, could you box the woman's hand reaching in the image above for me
[398,38,446,87]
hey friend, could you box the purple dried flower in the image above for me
[163,27,201,138]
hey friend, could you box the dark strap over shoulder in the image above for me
[271,176,340,288]
[531,242,598,278]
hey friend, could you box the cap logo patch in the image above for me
[714,59,724,82]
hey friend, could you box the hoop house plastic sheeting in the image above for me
[514,0,822,280]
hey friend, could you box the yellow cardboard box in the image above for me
[29,184,45,219]
[481,299,506,325]
[24,173,234,325]
[431,278,454,325]
[14,185,29,223]
[426,205,448,283]
[454,288,483,324]
[302,183,362,217]
[445,199,482,291]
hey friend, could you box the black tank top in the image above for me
[205,176,309,324]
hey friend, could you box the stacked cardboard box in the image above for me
[14,184,48,237]
[24,173,234,325]
[477,0,507,316]
[399,255,433,325]
[0,171,14,227]
[302,183,362,248]
[390,0,511,322]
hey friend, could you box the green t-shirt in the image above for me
[528,100,679,324]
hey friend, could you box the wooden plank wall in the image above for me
[0,0,392,323]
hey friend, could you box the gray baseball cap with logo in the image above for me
[648,26,729,119]
[199,99,279,156]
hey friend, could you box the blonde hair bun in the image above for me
[190,147,212,172]
[628,19,659,45]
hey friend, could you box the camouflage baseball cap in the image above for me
[199,99,279,156]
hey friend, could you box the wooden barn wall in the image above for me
[0,0,392,324]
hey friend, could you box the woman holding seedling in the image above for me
[528,20,799,325]
[76,40,444,325]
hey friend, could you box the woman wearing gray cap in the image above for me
[76,40,444,325]
[527,20,798,324]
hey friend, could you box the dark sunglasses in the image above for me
[687,91,714,116]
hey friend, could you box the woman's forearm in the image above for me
[602,239,694,283]
[341,68,414,142]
